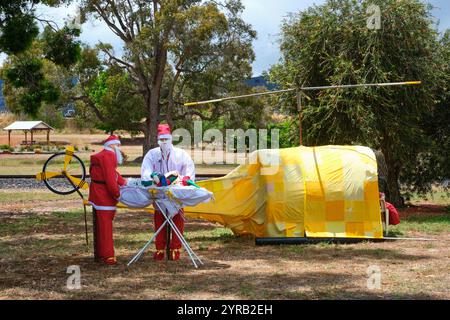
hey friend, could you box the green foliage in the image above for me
[0,9,39,54]
[5,57,44,87]
[0,1,73,56]
[0,144,12,150]
[270,0,447,204]
[1,1,82,118]
[78,0,256,152]
[267,117,299,148]
[38,102,65,129]
[4,56,60,117]
[42,26,81,67]
[87,69,146,134]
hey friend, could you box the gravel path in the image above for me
[0,178,92,190]
[0,176,212,190]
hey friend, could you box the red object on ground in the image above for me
[385,201,401,225]
[154,209,185,250]
[88,148,126,264]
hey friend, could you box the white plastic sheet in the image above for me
[118,183,213,218]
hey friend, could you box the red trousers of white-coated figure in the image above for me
[95,210,116,260]
[154,209,184,250]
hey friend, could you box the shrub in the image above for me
[0,144,10,150]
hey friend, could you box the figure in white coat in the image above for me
[141,124,195,260]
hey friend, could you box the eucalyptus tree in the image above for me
[270,0,445,205]
[79,0,256,153]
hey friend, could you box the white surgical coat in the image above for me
[141,147,195,181]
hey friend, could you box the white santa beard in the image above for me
[104,146,123,165]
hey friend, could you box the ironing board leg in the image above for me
[166,214,171,261]
[157,206,203,267]
[127,220,168,266]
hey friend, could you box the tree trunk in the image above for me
[166,101,174,129]
[143,116,159,155]
[381,145,403,207]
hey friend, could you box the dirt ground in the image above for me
[0,192,449,300]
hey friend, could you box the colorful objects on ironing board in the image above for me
[141,180,153,187]
[150,172,168,187]
[182,176,200,189]
[165,170,180,185]
[150,172,160,185]
[146,171,199,188]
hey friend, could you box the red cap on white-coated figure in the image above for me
[157,124,172,139]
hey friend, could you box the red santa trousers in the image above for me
[154,209,184,250]
[95,210,116,259]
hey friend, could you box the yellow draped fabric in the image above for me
[183,146,383,238]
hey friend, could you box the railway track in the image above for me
[0,174,224,190]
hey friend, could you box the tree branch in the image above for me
[92,3,130,43]
[99,43,136,71]
[71,95,106,123]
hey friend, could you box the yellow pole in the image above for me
[183,81,422,106]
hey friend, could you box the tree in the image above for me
[270,0,445,206]
[1,1,82,118]
[87,66,146,133]
[400,30,450,197]
[0,1,40,55]
[79,0,256,154]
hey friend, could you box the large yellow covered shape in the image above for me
[184,145,383,239]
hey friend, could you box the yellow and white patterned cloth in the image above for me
[183,146,383,239]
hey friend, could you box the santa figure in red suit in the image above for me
[88,135,127,265]
[141,124,195,261]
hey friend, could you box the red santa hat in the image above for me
[158,124,172,139]
[103,135,121,147]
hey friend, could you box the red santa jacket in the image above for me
[88,149,126,208]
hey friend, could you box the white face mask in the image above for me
[158,137,173,156]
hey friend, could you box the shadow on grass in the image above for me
[3,256,440,299]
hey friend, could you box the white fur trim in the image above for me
[89,202,117,211]
[104,139,121,147]
[158,134,172,139]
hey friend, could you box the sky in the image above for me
[0,0,449,76]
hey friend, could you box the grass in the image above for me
[0,215,49,234]
[0,190,81,203]
[389,213,450,235]
[408,189,450,206]
[1,189,450,299]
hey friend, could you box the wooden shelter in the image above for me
[3,121,54,147]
